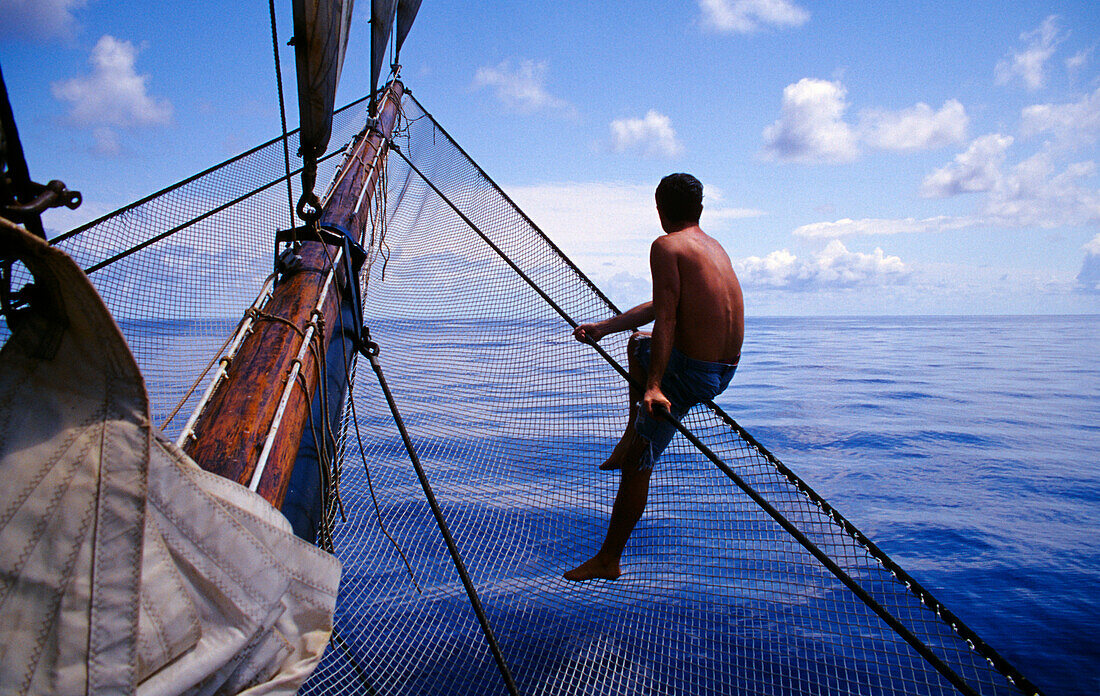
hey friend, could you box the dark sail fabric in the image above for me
[370,0,398,110]
[28,90,1044,696]
[292,0,356,159]
[394,0,423,58]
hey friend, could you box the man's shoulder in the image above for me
[652,227,711,254]
[651,229,695,250]
[649,233,674,253]
[650,235,686,269]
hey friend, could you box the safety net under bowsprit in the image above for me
[28,87,1042,696]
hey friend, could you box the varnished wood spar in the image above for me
[184,81,404,507]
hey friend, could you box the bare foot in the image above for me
[563,555,621,581]
[599,434,632,470]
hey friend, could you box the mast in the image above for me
[181,80,403,506]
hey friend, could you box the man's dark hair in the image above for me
[655,173,703,225]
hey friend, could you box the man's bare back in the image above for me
[652,226,743,365]
[564,172,743,583]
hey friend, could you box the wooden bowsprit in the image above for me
[180,81,404,508]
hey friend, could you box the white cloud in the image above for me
[920,133,1014,198]
[801,148,1100,240]
[838,142,1100,239]
[51,35,173,128]
[473,59,576,117]
[982,153,1100,229]
[761,78,857,163]
[91,126,122,156]
[1066,48,1091,77]
[1078,234,1100,294]
[706,206,767,222]
[505,180,764,308]
[858,100,969,151]
[610,111,684,158]
[699,0,809,34]
[735,240,909,290]
[793,215,977,239]
[0,0,86,42]
[995,15,1064,91]
[1021,86,1100,148]
[734,248,798,287]
[763,79,968,162]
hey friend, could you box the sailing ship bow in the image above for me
[180,0,420,527]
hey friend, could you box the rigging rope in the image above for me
[159,304,251,430]
[346,373,422,593]
[362,332,521,696]
[30,87,1045,696]
[266,0,296,231]
[389,94,1043,694]
[389,144,984,696]
[304,145,419,584]
[323,139,424,589]
[75,147,345,276]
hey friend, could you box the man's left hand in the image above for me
[643,386,672,419]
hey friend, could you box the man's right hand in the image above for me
[573,322,606,344]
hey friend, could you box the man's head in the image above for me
[655,173,703,232]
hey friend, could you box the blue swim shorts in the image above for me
[633,336,737,470]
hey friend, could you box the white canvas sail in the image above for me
[0,221,341,695]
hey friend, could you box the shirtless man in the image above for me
[564,173,744,582]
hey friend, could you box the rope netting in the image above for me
[37,95,375,434]
[6,88,1040,696]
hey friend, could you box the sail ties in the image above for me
[250,294,332,484]
[248,305,318,341]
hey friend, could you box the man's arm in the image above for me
[572,301,654,343]
[643,238,680,417]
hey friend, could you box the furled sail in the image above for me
[369,0,421,116]
[292,0,356,159]
[394,0,423,59]
[370,0,398,114]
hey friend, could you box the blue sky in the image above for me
[2,0,1099,315]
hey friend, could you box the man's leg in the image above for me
[600,331,650,471]
[564,452,652,581]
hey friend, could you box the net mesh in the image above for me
[5,89,1036,696]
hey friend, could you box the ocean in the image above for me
[134,313,1100,693]
[722,315,1100,695]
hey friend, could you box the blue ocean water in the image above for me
[126,313,1099,693]
[721,315,1100,695]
